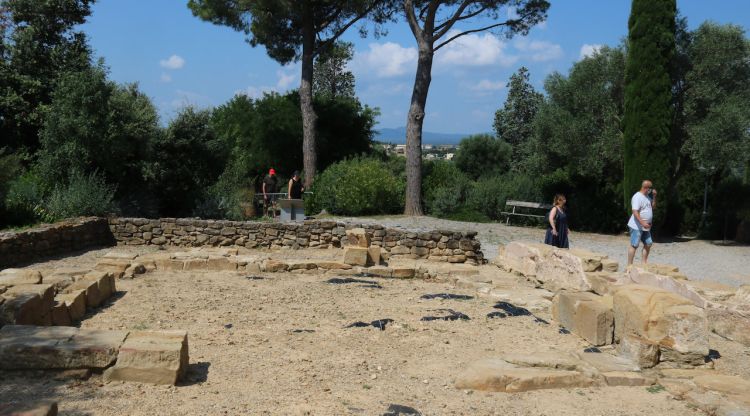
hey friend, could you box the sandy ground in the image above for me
[338,216,750,287]
[1,216,749,415]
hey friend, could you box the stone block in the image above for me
[0,292,45,326]
[707,308,750,347]
[287,262,317,271]
[55,290,86,321]
[628,266,709,308]
[576,351,640,373]
[502,242,595,291]
[367,246,381,266]
[81,271,116,301]
[602,371,655,386]
[206,256,237,271]
[0,269,43,286]
[389,246,411,255]
[364,266,392,278]
[343,247,368,266]
[585,272,630,295]
[392,267,415,279]
[448,254,466,263]
[568,248,605,272]
[183,258,208,271]
[104,330,189,385]
[613,285,708,365]
[95,258,132,273]
[552,291,613,346]
[455,358,592,392]
[0,401,58,416]
[345,228,370,247]
[4,284,55,309]
[41,274,76,291]
[263,260,288,273]
[65,279,102,309]
[0,326,127,370]
[314,261,352,270]
[617,334,659,369]
[50,301,72,326]
[102,251,138,260]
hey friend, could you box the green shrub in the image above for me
[44,170,117,220]
[467,173,542,221]
[4,172,47,225]
[453,134,512,180]
[308,157,404,216]
[422,161,472,215]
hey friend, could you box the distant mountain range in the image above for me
[374,126,476,145]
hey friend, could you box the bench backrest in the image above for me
[506,200,552,210]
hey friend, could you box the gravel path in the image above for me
[338,215,750,287]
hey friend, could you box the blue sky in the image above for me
[81,1,750,134]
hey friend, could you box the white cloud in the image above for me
[580,44,603,59]
[276,67,297,90]
[471,79,505,91]
[355,42,417,78]
[160,54,185,70]
[437,31,517,67]
[236,85,276,99]
[514,39,563,62]
[160,73,172,83]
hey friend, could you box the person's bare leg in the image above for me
[642,244,651,263]
[628,245,637,266]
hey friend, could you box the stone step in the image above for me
[455,358,593,393]
[104,330,189,385]
[0,325,127,370]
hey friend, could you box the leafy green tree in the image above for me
[145,107,226,217]
[400,0,549,216]
[35,65,159,201]
[683,22,750,178]
[314,41,356,100]
[188,0,393,189]
[623,0,676,222]
[453,134,512,180]
[493,67,543,159]
[0,0,94,154]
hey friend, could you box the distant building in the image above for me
[445,153,455,160]
[394,144,406,154]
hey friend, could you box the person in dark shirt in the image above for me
[287,171,304,200]
[262,168,278,218]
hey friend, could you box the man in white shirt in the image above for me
[627,180,657,266]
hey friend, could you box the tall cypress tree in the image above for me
[623,0,676,225]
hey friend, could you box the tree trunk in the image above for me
[403,46,433,216]
[300,2,317,190]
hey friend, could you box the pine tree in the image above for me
[623,0,676,222]
[493,67,543,160]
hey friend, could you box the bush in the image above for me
[307,157,404,216]
[4,172,47,225]
[44,170,117,220]
[467,173,542,221]
[422,161,472,215]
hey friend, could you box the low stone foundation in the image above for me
[109,217,484,264]
[0,217,114,269]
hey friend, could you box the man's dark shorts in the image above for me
[629,227,653,248]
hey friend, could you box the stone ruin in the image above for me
[1,218,749,415]
[461,241,749,415]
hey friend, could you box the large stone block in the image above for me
[50,301,72,326]
[0,292,45,326]
[206,256,237,271]
[502,242,595,291]
[628,266,710,308]
[568,248,605,272]
[616,334,659,369]
[0,401,58,416]
[585,272,630,295]
[0,326,127,370]
[263,259,288,273]
[345,228,370,247]
[4,284,55,309]
[552,291,613,346]
[313,261,352,270]
[64,279,102,309]
[0,269,43,286]
[367,246,381,266]
[342,247,368,266]
[81,272,116,302]
[55,290,86,321]
[104,330,189,385]
[613,285,708,365]
[455,358,592,392]
[707,308,750,347]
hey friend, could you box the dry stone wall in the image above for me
[0,217,114,268]
[109,218,483,264]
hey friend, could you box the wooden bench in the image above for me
[501,200,552,225]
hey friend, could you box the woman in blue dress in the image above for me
[544,194,570,248]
